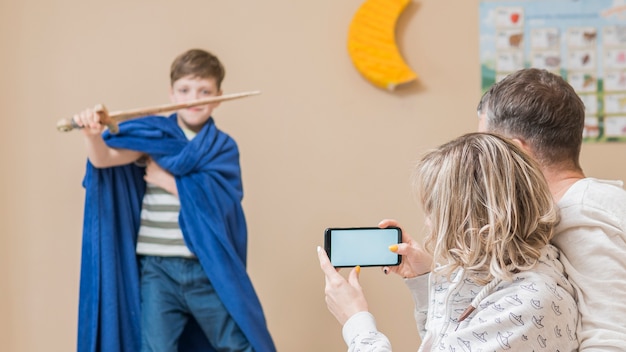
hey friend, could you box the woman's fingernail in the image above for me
[355,266,361,274]
[316,246,321,253]
[389,244,398,252]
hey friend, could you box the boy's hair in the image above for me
[170,49,226,89]
[477,68,585,171]
[413,132,558,284]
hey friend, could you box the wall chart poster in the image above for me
[480,0,626,142]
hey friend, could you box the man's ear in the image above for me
[511,138,531,153]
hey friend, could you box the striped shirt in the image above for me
[136,125,196,257]
[136,183,194,257]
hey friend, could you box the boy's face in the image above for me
[170,75,222,132]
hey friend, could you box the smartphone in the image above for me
[324,227,402,268]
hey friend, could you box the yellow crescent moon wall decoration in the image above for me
[347,0,418,91]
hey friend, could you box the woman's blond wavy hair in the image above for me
[413,133,559,284]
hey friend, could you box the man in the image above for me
[477,68,626,351]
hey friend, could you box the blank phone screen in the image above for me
[326,227,401,267]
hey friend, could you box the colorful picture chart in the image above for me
[480,0,626,142]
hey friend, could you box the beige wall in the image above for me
[1,0,624,351]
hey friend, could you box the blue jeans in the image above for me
[139,256,252,352]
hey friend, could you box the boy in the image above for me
[74,49,275,352]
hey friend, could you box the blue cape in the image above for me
[77,114,276,352]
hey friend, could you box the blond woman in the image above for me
[318,133,579,351]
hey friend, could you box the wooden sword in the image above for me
[56,90,261,133]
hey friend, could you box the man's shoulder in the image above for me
[561,177,626,207]
[575,177,624,191]
[557,177,626,235]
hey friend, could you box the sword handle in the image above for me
[56,118,80,132]
[94,104,119,134]
[56,104,119,134]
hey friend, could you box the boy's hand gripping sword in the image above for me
[56,90,261,133]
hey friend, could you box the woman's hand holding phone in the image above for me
[378,219,433,279]
[317,246,368,326]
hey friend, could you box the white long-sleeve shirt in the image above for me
[342,245,579,351]
[552,178,626,351]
